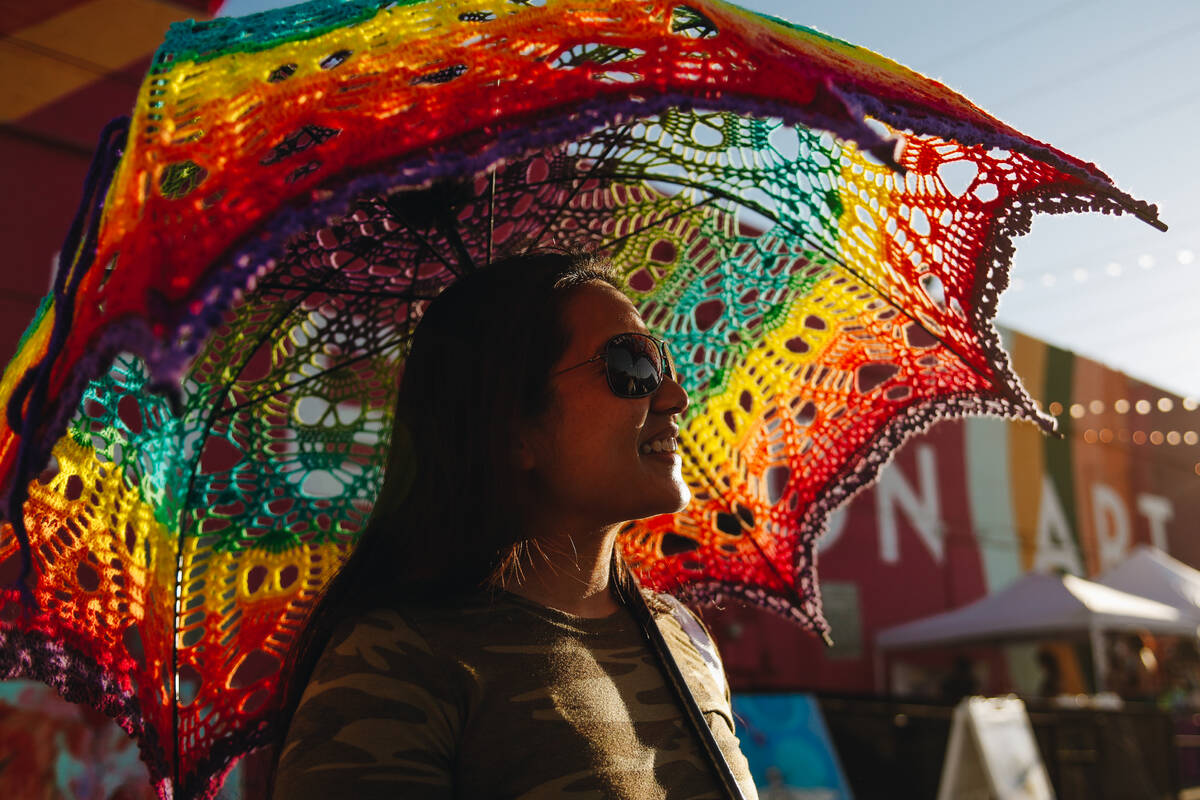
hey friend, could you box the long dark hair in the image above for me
[273,248,620,754]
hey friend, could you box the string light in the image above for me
[1079,428,1199,447]
[1003,245,1196,291]
[1046,394,1198,419]
[1056,392,1200,450]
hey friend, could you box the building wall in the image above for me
[714,329,1200,695]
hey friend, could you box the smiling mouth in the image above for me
[640,436,678,455]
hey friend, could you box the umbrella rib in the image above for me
[487,167,497,266]
[375,199,464,278]
[215,336,405,420]
[168,262,341,791]
[437,210,477,273]
[529,123,634,247]
[177,260,348,559]
[612,172,1012,400]
[675,435,794,598]
[252,281,440,300]
[594,194,720,252]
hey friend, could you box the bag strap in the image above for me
[611,571,747,800]
[658,592,728,693]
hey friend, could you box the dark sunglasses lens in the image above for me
[607,335,663,397]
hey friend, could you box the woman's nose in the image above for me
[651,374,689,416]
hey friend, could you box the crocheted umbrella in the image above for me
[0,0,1163,796]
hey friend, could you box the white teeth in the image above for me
[640,437,678,455]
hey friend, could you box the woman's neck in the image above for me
[506,525,621,618]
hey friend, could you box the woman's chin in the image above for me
[651,480,691,516]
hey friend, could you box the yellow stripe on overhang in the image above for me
[0,0,203,121]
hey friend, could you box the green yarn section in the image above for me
[7,294,52,363]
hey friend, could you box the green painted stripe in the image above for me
[1042,343,1080,553]
[965,414,1021,592]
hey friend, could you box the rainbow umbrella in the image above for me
[0,0,1163,796]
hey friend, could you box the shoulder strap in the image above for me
[611,572,747,800]
[658,593,727,694]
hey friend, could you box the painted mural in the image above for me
[714,328,1200,695]
[730,693,853,799]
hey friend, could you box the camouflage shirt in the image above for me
[274,591,758,799]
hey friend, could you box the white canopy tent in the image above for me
[874,571,1199,692]
[1097,545,1200,623]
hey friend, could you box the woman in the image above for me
[272,250,757,799]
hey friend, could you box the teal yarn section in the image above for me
[606,112,845,416]
[153,0,408,70]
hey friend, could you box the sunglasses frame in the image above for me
[553,332,676,399]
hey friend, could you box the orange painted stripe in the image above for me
[1070,356,1134,575]
[1007,331,1048,572]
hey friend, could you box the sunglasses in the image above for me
[553,332,677,398]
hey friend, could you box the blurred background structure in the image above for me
[1,1,1197,798]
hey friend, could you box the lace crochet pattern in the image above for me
[0,0,1162,796]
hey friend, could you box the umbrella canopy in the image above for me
[876,572,1197,652]
[0,0,1164,796]
[1097,545,1200,623]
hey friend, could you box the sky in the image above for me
[734,0,1200,400]
[219,0,1200,399]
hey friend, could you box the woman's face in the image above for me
[518,281,690,529]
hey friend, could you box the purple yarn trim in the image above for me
[140,82,1160,389]
[138,88,894,385]
[0,625,154,766]
[9,84,1161,519]
[4,117,129,606]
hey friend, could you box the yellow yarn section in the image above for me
[0,434,165,666]
[832,132,965,343]
[683,270,838,483]
[144,0,525,149]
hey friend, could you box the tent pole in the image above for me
[1090,625,1107,693]
[873,647,886,694]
